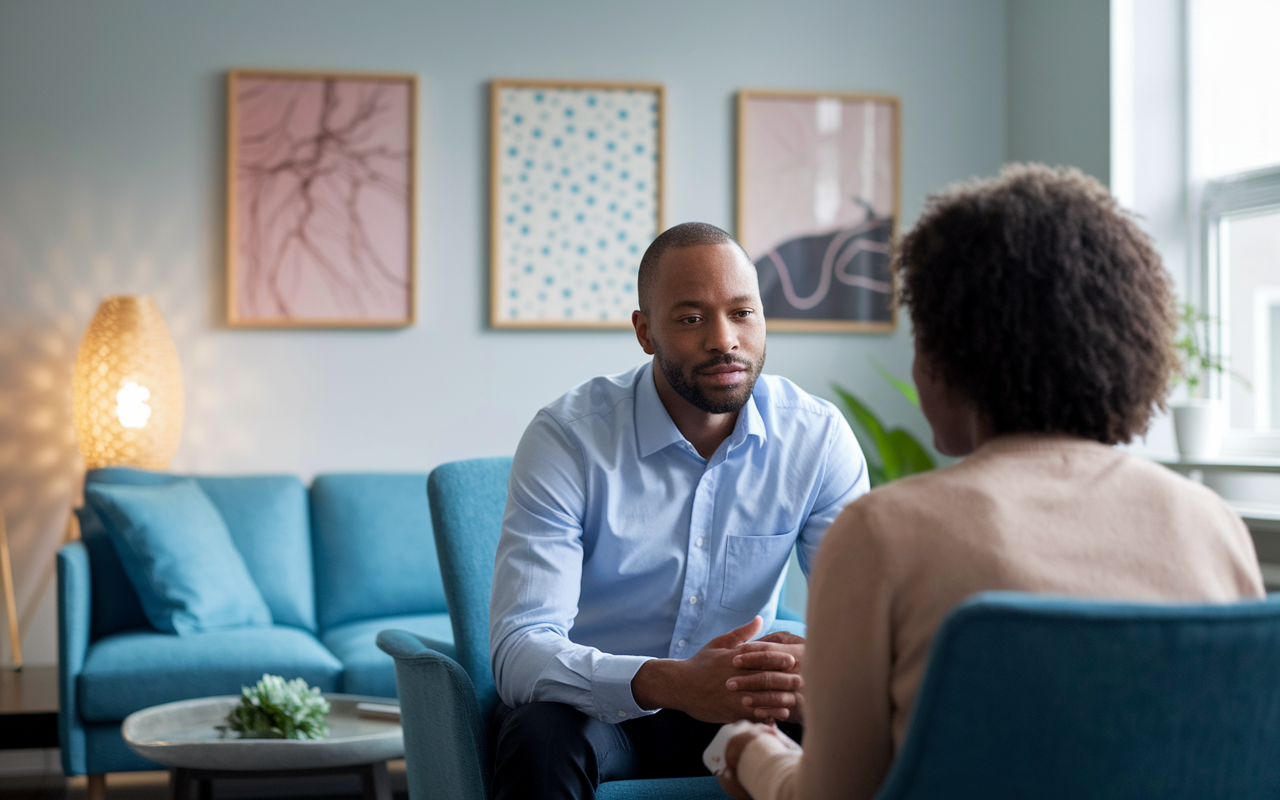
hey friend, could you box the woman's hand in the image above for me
[715,724,774,800]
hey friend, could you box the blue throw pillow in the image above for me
[84,479,273,635]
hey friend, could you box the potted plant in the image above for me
[832,360,936,487]
[1170,303,1248,458]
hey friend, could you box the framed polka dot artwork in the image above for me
[490,79,664,328]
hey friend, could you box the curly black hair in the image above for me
[896,164,1177,445]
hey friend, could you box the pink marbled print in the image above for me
[234,75,411,322]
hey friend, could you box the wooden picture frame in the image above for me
[736,89,901,333]
[489,78,665,329]
[226,69,417,328]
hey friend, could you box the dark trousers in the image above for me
[491,702,723,800]
[491,702,804,800]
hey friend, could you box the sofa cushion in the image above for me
[84,480,273,635]
[76,505,151,642]
[79,625,342,722]
[311,474,445,631]
[323,612,456,699]
[83,468,317,634]
[195,476,317,632]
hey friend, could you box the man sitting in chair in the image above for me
[489,222,870,800]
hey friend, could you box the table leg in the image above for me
[169,768,190,800]
[359,761,391,800]
[197,777,213,800]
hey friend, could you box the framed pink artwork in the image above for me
[736,89,901,333]
[226,70,416,327]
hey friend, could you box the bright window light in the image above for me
[1190,0,1280,180]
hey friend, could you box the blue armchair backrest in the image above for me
[875,591,1280,800]
[425,457,513,723]
[79,467,315,637]
[311,473,445,631]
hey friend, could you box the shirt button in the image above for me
[695,537,705,547]
[618,710,627,717]
[689,596,698,605]
[677,639,686,648]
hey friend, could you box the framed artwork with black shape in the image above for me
[737,89,901,332]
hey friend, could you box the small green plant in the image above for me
[833,359,937,487]
[1174,303,1249,397]
[222,674,331,740]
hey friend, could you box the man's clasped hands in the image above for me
[630,616,807,725]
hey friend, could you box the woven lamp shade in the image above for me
[72,295,184,470]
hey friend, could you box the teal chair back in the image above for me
[423,457,511,723]
[381,456,726,800]
[875,592,1280,800]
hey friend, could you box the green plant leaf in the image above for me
[223,674,330,741]
[1172,302,1252,395]
[886,428,936,477]
[832,382,900,481]
[871,358,920,407]
[865,463,887,488]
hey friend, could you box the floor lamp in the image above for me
[0,511,20,670]
[71,294,183,800]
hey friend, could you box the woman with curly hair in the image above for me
[714,165,1265,800]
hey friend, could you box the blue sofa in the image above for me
[57,467,454,778]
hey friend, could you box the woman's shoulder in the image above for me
[824,436,1197,544]
[825,464,986,548]
[1105,449,1244,524]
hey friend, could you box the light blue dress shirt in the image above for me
[490,362,869,723]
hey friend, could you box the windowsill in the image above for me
[1152,458,1280,528]
[1228,501,1280,528]
[1157,456,1280,473]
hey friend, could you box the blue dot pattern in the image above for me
[496,86,660,323]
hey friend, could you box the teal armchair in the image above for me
[875,592,1280,799]
[380,457,731,799]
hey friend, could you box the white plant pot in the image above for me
[1172,401,1227,458]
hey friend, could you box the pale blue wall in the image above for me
[1006,0,1111,181]
[0,0,1008,663]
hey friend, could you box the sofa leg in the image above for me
[87,774,106,800]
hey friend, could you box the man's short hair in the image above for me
[637,222,746,312]
[896,163,1177,445]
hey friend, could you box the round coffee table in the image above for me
[122,694,403,800]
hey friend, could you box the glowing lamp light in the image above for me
[73,296,184,470]
[115,381,152,428]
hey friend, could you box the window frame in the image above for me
[1198,164,1280,442]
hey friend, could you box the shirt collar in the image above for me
[635,361,768,458]
[636,362,686,457]
[736,386,767,447]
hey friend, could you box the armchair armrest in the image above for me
[775,604,804,622]
[57,541,92,775]
[377,629,489,800]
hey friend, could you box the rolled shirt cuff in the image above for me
[591,654,657,722]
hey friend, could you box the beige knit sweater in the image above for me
[739,434,1265,800]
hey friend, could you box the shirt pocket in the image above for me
[719,527,798,612]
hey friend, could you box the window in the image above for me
[1191,0,1280,438]
[1199,170,1280,431]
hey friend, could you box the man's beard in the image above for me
[654,344,766,414]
